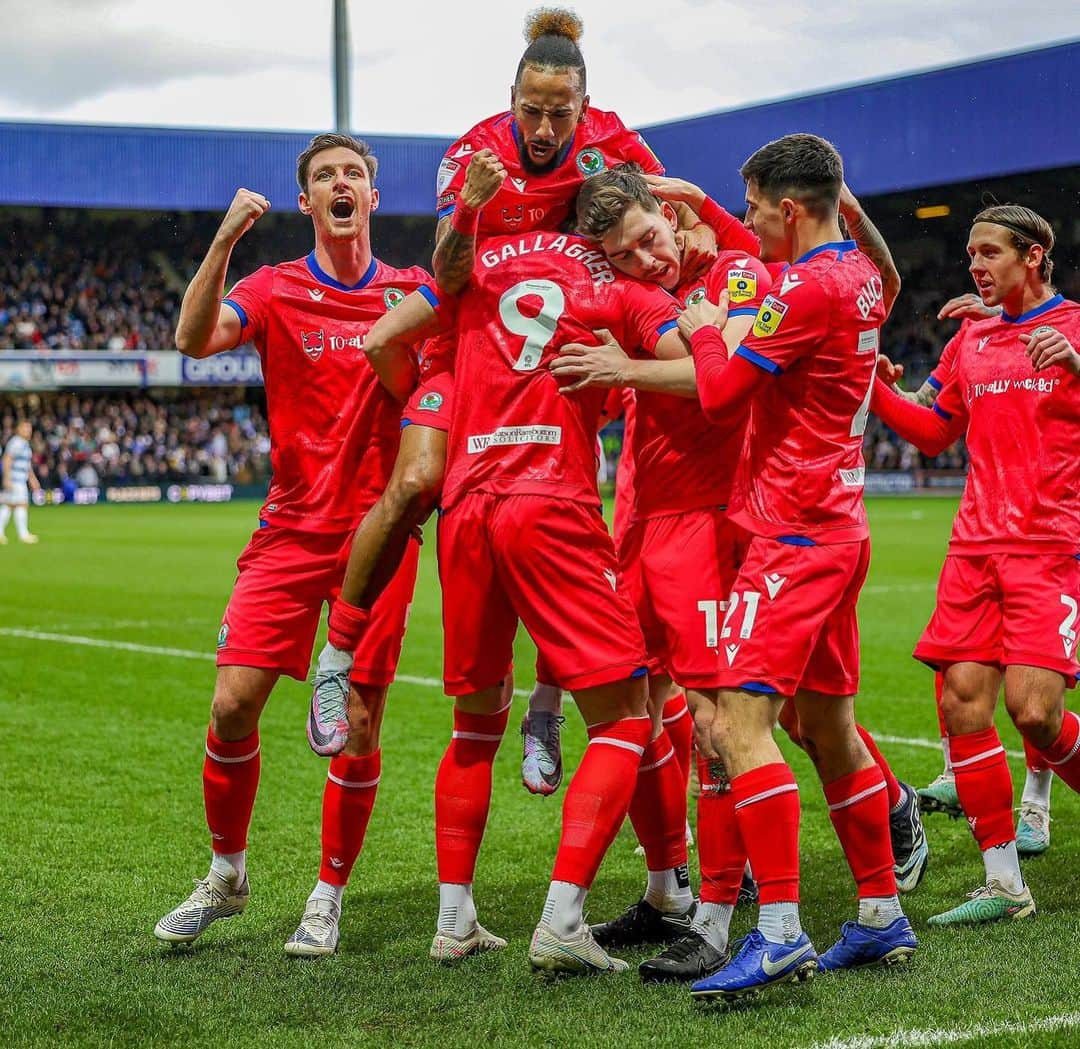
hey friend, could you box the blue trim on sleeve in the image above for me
[735,344,783,375]
[258,518,269,529]
[656,319,679,336]
[306,251,378,291]
[1001,293,1063,324]
[436,205,456,220]
[400,419,413,429]
[417,285,440,309]
[630,666,649,679]
[777,535,816,547]
[221,298,248,330]
[740,682,779,694]
[932,403,953,420]
[728,307,759,317]
[926,374,942,391]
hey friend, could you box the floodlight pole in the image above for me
[333,0,351,132]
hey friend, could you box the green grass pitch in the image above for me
[1,497,1078,1048]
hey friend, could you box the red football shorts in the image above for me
[915,551,1080,684]
[401,370,454,433]
[634,508,749,689]
[438,493,647,694]
[217,521,419,686]
[712,535,871,697]
[617,516,664,678]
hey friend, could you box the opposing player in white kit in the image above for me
[0,420,40,544]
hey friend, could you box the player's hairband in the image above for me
[985,218,1050,251]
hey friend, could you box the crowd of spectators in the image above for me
[1,391,271,489]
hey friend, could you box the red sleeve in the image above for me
[436,143,470,219]
[706,253,773,317]
[222,266,274,344]
[600,387,626,422]
[698,196,761,256]
[620,283,681,354]
[870,377,966,456]
[737,269,830,373]
[928,328,965,391]
[690,326,767,431]
[613,126,664,175]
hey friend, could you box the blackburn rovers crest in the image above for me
[684,287,707,306]
[384,288,405,310]
[576,148,605,177]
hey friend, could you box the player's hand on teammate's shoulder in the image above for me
[642,173,706,211]
[550,328,630,393]
[217,188,271,244]
[1021,325,1080,375]
[677,290,729,341]
[937,292,1000,322]
[461,149,507,209]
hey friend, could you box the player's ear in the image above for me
[578,94,590,123]
[660,200,679,231]
[370,188,380,213]
[298,191,312,216]
[1026,243,1043,272]
[780,197,798,226]
[510,83,517,110]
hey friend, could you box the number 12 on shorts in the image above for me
[698,590,761,648]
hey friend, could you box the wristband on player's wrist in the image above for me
[451,203,480,235]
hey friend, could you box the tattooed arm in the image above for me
[839,182,901,318]
[432,149,506,294]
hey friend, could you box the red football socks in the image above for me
[662,692,694,791]
[730,762,800,904]
[434,703,511,883]
[950,727,1014,850]
[824,765,897,897]
[551,716,651,887]
[203,727,261,855]
[696,753,746,906]
[627,729,688,872]
[328,597,369,652]
[856,724,902,809]
[319,750,381,887]
[1039,710,1080,792]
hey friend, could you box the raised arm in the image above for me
[645,174,760,259]
[870,379,966,457]
[175,188,270,358]
[432,150,506,294]
[839,182,900,317]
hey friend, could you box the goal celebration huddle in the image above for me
[151,8,1080,1006]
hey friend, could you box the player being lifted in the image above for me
[870,204,1080,926]
[307,8,758,783]
[554,135,919,1000]
[154,134,430,958]
[0,420,40,544]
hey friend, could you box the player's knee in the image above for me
[345,686,387,752]
[209,689,261,738]
[1009,695,1062,751]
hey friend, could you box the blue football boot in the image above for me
[818,917,917,972]
[690,928,817,1002]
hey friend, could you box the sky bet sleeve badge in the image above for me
[752,295,788,338]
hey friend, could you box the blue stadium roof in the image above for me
[2,39,1077,216]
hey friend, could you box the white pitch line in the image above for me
[0,627,1031,757]
[805,1011,1080,1049]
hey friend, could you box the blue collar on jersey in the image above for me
[794,239,857,265]
[509,120,577,170]
[306,251,378,292]
[1001,293,1064,324]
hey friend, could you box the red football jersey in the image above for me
[435,108,663,235]
[438,233,680,508]
[730,241,887,544]
[223,253,433,532]
[930,295,1080,554]
[631,251,773,518]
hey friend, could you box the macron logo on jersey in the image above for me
[603,569,618,592]
[763,573,787,600]
[510,177,527,192]
[452,143,474,159]
[308,288,325,301]
[779,272,802,298]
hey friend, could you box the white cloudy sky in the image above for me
[2,0,1078,135]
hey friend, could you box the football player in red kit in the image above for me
[153,134,430,959]
[310,8,758,778]
[871,204,1080,927]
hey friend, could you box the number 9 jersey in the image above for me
[438,232,681,510]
